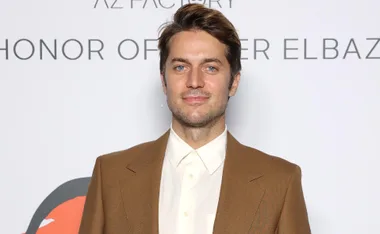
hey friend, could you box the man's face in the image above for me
[161,30,240,128]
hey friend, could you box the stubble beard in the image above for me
[168,100,227,129]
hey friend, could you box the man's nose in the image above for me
[186,69,205,89]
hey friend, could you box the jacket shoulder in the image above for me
[241,143,301,177]
[95,139,156,167]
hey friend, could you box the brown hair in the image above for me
[158,3,241,88]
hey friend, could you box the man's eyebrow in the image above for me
[170,57,190,64]
[169,57,223,65]
[202,58,223,65]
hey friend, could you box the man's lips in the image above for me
[182,96,209,104]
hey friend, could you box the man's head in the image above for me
[158,3,241,128]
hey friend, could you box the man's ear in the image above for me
[160,72,167,95]
[228,72,241,97]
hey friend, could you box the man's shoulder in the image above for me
[240,143,301,176]
[95,139,157,166]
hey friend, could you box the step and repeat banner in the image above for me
[1,0,379,233]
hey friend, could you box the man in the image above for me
[79,3,311,234]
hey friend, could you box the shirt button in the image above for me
[189,174,193,179]
[184,211,189,217]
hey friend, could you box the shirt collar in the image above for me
[165,124,227,175]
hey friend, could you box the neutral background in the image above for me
[1,0,379,233]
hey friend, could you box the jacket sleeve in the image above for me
[79,157,105,234]
[276,165,312,234]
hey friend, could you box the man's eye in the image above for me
[174,65,185,71]
[207,66,217,72]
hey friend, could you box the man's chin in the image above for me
[180,121,210,128]
[175,114,218,128]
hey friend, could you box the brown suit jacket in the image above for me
[79,130,311,234]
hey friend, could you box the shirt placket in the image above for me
[177,151,200,234]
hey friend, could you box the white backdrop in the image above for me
[1,0,379,233]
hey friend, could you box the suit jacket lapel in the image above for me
[212,132,266,234]
[118,130,266,234]
[120,130,169,234]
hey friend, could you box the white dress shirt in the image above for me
[158,125,227,234]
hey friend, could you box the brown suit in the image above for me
[79,130,311,234]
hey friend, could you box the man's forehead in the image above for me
[168,30,226,49]
[167,45,228,63]
[165,30,228,63]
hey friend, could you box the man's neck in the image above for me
[171,116,226,149]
